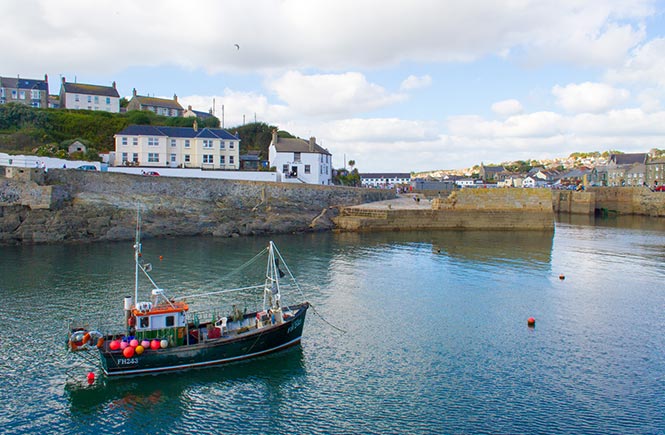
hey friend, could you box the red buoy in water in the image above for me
[527,317,536,327]
[559,274,565,280]
[87,371,95,384]
[159,255,163,261]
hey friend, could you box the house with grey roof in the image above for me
[479,164,507,182]
[0,74,49,108]
[606,153,648,186]
[114,124,240,169]
[183,105,216,120]
[59,77,120,112]
[268,130,332,185]
[127,88,184,117]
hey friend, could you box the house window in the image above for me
[94,96,99,103]
[31,90,40,99]
[184,140,190,148]
[11,90,17,99]
[74,94,79,102]
[165,316,175,327]
[220,155,225,165]
[132,153,139,163]
[282,164,289,174]
[229,156,234,164]
[87,95,92,103]
[170,139,176,147]
[294,152,301,162]
[148,153,159,162]
[184,155,190,163]
[148,137,159,146]
[170,153,176,162]
[229,142,234,149]
[203,140,213,148]
[203,154,213,163]
[220,141,225,149]
[140,317,149,328]
[305,165,311,174]
[121,152,128,162]
[133,137,138,146]
[19,91,26,100]
[121,137,128,146]
[106,97,111,104]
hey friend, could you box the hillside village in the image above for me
[1,73,664,191]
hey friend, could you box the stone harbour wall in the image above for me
[0,168,394,244]
[334,188,555,231]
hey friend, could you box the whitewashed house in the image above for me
[360,173,411,188]
[114,124,240,169]
[59,77,120,112]
[268,130,332,185]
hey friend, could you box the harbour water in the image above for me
[0,216,664,434]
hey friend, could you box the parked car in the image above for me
[142,171,160,176]
[655,185,665,192]
[77,165,97,171]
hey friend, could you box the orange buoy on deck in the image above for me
[527,317,536,327]
[87,371,95,384]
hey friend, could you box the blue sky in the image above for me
[3,0,665,172]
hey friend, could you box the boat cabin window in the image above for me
[165,315,175,327]
[140,317,149,328]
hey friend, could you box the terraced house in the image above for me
[0,74,49,108]
[114,124,240,169]
[59,77,120,112]
[127,88,184,117]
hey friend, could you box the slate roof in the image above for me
[62,82,119,97]
[116,125,239,140]
[133,95,183,110]
[0,76,48,91]
[610,153,647,165]
[272,138,331,155]
[481,164,506,173]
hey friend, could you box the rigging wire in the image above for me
[272,246,347,335]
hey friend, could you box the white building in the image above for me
[59,77,120,112]
[360,173,411,188]
[268,130,332,185]
[114,124,240,169]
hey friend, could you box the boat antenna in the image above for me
[133,205,141,305]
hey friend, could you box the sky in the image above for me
[3,0,665,172]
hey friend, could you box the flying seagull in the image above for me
[234,44,240,50]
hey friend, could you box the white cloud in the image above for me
[491,99,523,117]
[552,82,630,113]
[400,75,432,91]
[606,37,665,87]
[0,0,655,77]
[266,71,406,117]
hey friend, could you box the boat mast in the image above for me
[133,206,141,305]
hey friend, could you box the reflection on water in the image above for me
[1,218,664,434]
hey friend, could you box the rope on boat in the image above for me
[270,246,348,335]
[309,302,347,334]
[173,285,264,301]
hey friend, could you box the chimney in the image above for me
[193,120,198,131]
[173,93,178,102]
[272,129,278,144]
[112,81,116,89]
[133,88,137,97]
[188,105,192,111]
[44,74,48,83]
[62,76,66,84]
[309,137,316,152]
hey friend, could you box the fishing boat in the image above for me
[67,218,309,377]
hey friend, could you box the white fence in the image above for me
[0,152,105,171]
[108,167,278,182]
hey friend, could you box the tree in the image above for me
[348,160,355,170]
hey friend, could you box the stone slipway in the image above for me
[333,188,555,231]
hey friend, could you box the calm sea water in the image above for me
[1,216,664,434]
